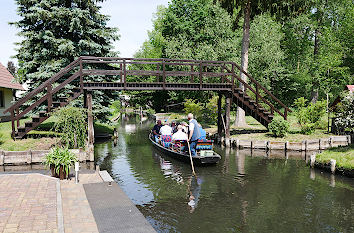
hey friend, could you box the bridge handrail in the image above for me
[3,58,81,114]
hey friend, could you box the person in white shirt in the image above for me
[160,124,173,135]
[172,125,188,141]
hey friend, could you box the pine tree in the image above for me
[12,0,119,120]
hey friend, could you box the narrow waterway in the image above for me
[95,121,354,233]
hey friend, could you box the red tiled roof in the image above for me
[0,62,24,90]
[347,85,354,92]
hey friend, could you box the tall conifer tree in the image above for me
[12,0,119,119]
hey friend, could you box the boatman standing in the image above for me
[187,113,201,157]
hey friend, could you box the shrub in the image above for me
[203,96,219,123]
[52,107,87,149]
[268,117,290,137]
[184,99,202,119]
[294,97,326,134]
[334,92,354,133]
[110,100,122,116]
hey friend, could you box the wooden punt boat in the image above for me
[149,133,221,165]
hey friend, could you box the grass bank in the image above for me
[157,112,334,142]
[0,117,115,151]
[316,145,354,170]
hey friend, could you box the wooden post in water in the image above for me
[87,92,94,162]
[225,94,231,147]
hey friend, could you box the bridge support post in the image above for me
[225,94,231,147]
[217,92,223,140]
[87,91,94,162]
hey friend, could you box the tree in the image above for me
[7,61,17,78]
[132,0,237,109]
[12,0,119,120]
[217,0,314,126]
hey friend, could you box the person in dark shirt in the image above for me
[152,120,162,142]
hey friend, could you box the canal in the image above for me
[95,120,354,233]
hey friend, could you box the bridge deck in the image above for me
[83,82,232,91]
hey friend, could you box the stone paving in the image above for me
[60,174,101,233]
[0,174,58,233]
[0,173,102,233]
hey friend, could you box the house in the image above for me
[0,62,24,122]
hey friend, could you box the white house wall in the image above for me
[0,87,13,117]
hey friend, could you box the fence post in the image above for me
[305,140,308,152]
[11,110,15,139]
[199,62,203,90]
[0,150,4,166]
[329,137,332,148]
[231,64,235,93]
[319,139,321,150]
[79,57,83,92]
[191,65,194,83]
[26,150,32,164]
[310,153,316,168]
[16,108,20,128]
[162,60,166,90]
[123,59,127,89]
[47,84,52,112]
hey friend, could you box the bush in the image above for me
[294,97,326,134]
[203,96,219,123]
[52,107,87,149]
[110,100,122,116]
[43,147,78,179]
[334,92,354,133]
[268,117,290,137]
[184,99,202,119]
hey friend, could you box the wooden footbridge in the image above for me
[4,56,291,139]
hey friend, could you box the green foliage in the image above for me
[184,99,202,119]
[268,117,290,137]
[43,147,78,177]
[203,96,219,123]
[110,100,122,116]
[12,0,119,120]
[316,144,354,170]
[52,107,87,148]
[146,108,156,116]
[334,92,354,133]
[294,97,326,134]
[131,0,237,107]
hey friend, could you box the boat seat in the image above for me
[172,140,186,152]
[196,139,213,150]
[161,135,172,148]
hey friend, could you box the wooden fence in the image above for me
[0,149,90,166]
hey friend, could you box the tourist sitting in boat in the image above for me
[198,123,206,139]
[181,121,188,133]
[171,121,177,133]
[187,113,201,157]
[160,123,173,136]
[172,125,188,141]
[152,120,162,142]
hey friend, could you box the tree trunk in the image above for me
[234,0,251,127]
[310,27,320,103]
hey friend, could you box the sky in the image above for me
[0,0,170,66]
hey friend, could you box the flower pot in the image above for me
[59,166,67,180]
[50,164,56,177]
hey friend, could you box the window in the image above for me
[0,90,4,107]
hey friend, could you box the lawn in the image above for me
[316,145,354,170]
[157,112,334,142]
[0,116,115,151]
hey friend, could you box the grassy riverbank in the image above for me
[156,112,334,142]
[316,145,354,170]
[0,117,115,151]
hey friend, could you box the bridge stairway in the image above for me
[4,56,290,139]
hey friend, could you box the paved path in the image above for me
[0,172,156,233]
[0,174,58,233]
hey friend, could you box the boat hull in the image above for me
[149,134,221,166]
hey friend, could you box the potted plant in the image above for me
[43,147,78,180]
[43,148,59,177]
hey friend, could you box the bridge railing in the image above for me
[4,56,291,138]
[81,56,291,119]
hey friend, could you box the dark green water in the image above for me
[95,121,354,233]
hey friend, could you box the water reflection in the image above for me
[95,121,354,233]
